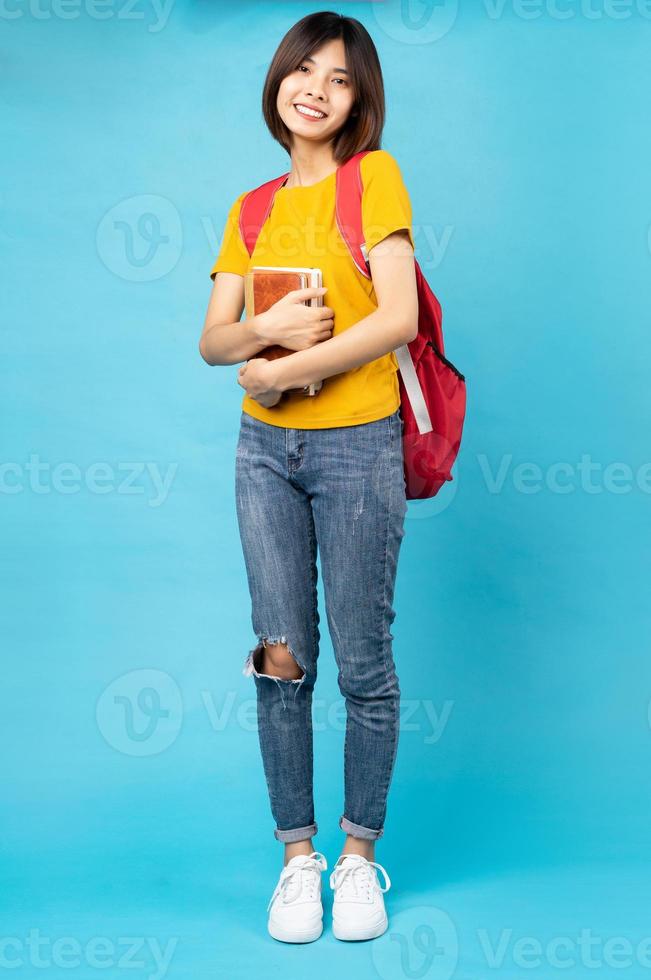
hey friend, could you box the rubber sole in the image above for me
[268,918,324,944]
[332,913,388,942]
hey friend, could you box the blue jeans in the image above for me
[234,407,407,843]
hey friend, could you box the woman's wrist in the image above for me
[250,309,274,348]
[268,357,292,393]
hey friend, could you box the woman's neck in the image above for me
[284,145,338,188]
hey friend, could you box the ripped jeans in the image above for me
[234,407,407,843]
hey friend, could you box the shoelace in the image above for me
[267,851,328,912]
[329,856,391,901]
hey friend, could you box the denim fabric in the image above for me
[234,407,407,843]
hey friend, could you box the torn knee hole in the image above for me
[243,636,306,683]
[260,640,305,680]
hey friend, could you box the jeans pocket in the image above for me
[389,409,403,444]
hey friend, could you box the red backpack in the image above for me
[238,149,467,499]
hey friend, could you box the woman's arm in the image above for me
[270,231,418,393]
[199,272,273,366]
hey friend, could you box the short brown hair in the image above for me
[262,11,385,164]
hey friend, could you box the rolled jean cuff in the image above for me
[274,822,318,843]
[339,815,384,841]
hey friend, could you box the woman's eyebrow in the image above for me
[304,55,349,75]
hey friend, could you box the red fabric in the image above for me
[401,263,466,498]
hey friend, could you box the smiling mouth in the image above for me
[293,103,328,120]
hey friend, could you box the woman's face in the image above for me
[276,38,355,149]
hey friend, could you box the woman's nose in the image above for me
[305,83,326,101]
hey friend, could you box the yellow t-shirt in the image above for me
[209,149,415,429]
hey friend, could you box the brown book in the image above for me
[244,266,324,396]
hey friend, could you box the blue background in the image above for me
[3,1,651,977]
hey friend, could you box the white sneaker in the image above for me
[329,853,392,941]
[266,851,328,943]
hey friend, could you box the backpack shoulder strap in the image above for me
[238,151,371,268]
[335,150,372,280]
[238,172,290,256]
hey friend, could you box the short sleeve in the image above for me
[360,150,415,255]
[209,191,250,280]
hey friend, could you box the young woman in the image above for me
[199,11,418,944]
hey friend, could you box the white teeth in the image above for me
[295,104,326,119]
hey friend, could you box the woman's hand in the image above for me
[237,358,283,408]
[260,287,334,351]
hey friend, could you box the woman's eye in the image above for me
[296,64,347,85]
